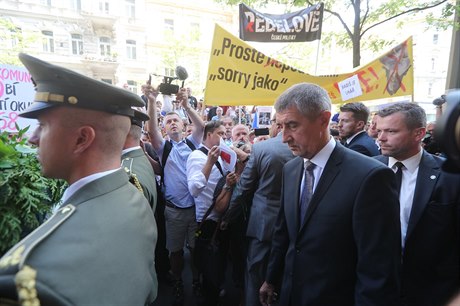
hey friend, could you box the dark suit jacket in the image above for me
[266,143,401,306]
[375,152,460,306]
[226,134,294,242]
[347,131,380,157]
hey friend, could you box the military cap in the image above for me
[18,53,145,119]
[131,109,150,127]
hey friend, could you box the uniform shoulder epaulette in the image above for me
[0,205,76,272]
[121,157,144,194]
[0,205,75,306]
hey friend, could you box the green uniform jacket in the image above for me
[0,168,158,306]
[121,147,158,211]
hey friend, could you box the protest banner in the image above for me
[204,24,413,106]
[239,3,323,43]
[0,64,36,133]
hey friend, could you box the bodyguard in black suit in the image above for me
[375,102,460,306]
[259,83,401,306]
[338,102,380,156]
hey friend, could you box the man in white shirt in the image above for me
[186,120,226,305]
[375,102,460,306]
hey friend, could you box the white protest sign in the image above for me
[338,74,363,101]
[0,64,37,134]
[257,106,272,128]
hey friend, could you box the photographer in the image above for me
[146,84,205,305]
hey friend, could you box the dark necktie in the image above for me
[394,161,404,195]
[300,161,315,225]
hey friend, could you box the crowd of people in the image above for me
[0,53,459,306]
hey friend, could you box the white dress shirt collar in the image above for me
[388,149,423,173]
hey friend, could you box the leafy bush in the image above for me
[0,126,67,255]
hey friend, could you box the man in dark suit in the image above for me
[375,102,460,306]
[0,53,157,305]
[224,117,294,306]
[338,102,380,156]
[259,83,401,306]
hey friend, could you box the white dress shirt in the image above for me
[388,149,423,248]
[186,146,224,222]
[301,137,336,196]
[53,168,119,214]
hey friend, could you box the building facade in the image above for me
[0,0,234,97]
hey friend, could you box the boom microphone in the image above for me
[175,66,188,81]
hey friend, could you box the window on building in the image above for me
[164,67,175,77]
[126,0,135,18]
[190,22,200,41]
[100,37,111,56]
[9,27,22,48]
[42,30,54,53]
[431,58,435,71]
[71,34,84,55]
[126,40,137,59]
[428,82,433,96]
[164,19,174,33]
[99,1,110,14]
[433,33,439,45]
[71,0,81,11]
[127,80,137,94]
[101,78,112,84]
[40,0,52,6]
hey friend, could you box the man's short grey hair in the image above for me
[274,83,331,120]
[377,102,426,130]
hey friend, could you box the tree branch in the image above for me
[360,0,371,33]
[325,7,354,39]
[361,0,448,38]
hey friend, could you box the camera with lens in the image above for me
[158,77,180,96]
[153,66,189,96]
[435,90,460,172]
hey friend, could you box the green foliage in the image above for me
[215,0,456,67]
[0,17,38,65]
[0,126,67,255]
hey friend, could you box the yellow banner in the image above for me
[204,24,413,105]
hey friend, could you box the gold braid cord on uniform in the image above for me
[129,173,144,194]
[15,265,39,306]
[122,161,144,194]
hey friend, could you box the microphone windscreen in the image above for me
[175,66,188,81]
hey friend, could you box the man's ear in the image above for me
[356,120,366,130]
[319,111,331,128]
[73,126,96,154]
[414,127,426,142]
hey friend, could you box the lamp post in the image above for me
[446,0,460,90]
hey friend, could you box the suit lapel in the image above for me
[406,151,440,240]
[285,158,304,235]
[299,145,343,232]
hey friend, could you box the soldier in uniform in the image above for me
[122,109,158,211]
[0,53,158,306]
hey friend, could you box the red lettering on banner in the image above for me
[246,21,254,32]
[0,111,19,132]
[356,70,373,93]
